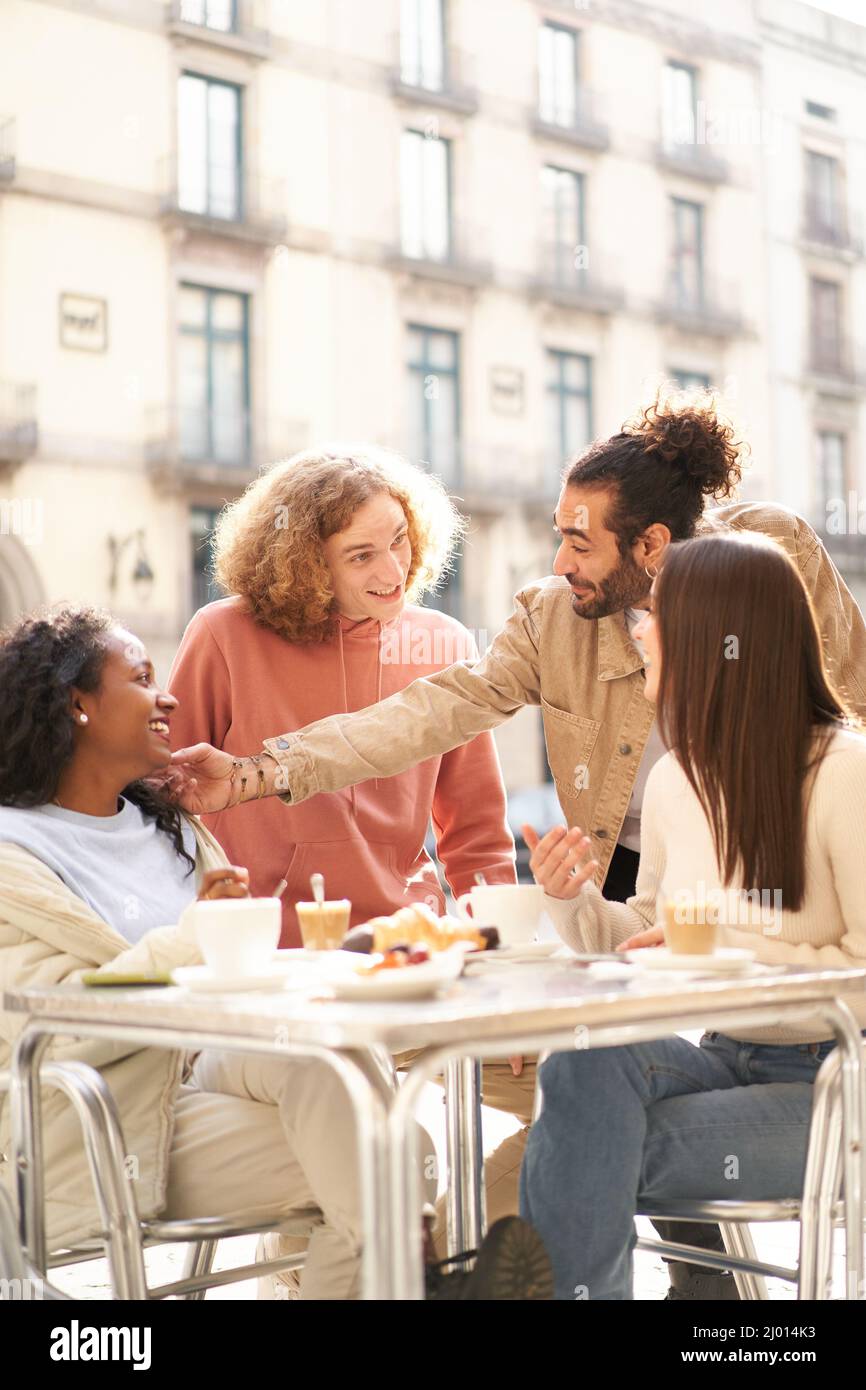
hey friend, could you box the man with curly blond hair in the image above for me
[167,443,522,1294]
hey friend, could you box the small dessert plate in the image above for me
[623,947,758,974]
[172,965,294,993]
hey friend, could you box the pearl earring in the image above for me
[79,714,88,725]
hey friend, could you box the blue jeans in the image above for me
[519,1031,839,1301]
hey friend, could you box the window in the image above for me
[547,350,592,469]
[816,431,846,514]
[179,0,236,32]
[805,151,843,242]
[190,506,224,613]
[662,61,697,148]
[538,23,579,128]
[401,128,451,261]
[805,99,835,121]
[810,278,842,370]
[671,198,704,304]
[400,0,446,92]
[433,552,463,621]
[178,73,242,221]
[541,165,585,283]
[407,324,460,484]
[669,368,710,391]
[178,284,249,465]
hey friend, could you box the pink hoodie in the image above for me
[167,597,516,946]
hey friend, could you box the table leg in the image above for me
[444,1057,486,1258]
[10,1024,50,1276]
[821,1000,865,1299]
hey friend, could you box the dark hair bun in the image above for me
[625,391,746,500]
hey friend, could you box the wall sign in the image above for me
[59,294,108,353]
[490,366,525,416]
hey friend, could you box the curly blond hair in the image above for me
[213,444,464,643]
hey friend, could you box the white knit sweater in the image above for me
[544,728,866,1043]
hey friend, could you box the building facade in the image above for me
[0,0,862,790]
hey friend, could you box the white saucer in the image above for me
[623,947,758,974]
[466,941,561,966]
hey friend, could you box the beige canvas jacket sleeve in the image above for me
[263,585,544,799]
[262,505,866,881]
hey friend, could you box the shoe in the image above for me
[664,1267,740,1301]
[425,1216,554,1300]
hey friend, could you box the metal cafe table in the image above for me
[6,956,866,1299]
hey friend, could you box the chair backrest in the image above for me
[0,1185,26,1287]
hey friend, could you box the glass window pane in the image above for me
[212,338,247,462]
[428,372,458,481]
[421,135,449,259]
[178,335,209,458]
[663,63,696,147]
[563,392,590,456]
[205,0,234,31]
[552,27,577,125]
[179,284,207,329]
[180,0,205,22]
[178,75,208,214]
[401,131,425,256]
[207,82,240,219]
[211,290,244,332]
[426,328,456,371]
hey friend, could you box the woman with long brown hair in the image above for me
[521,530,866,1299]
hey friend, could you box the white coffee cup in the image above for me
[192,897,282,977]
[455,884,545,947]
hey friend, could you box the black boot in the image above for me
[652,1220,741,1301]
[425,1215,554,1300]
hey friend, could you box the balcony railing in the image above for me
[530,87,610,152]
[401,438,567,510]
[802,195,863,256]
[0,118,16,182]
[0,382,38,469]
[166,0,270,57]
[387,219,492,287]
[655,274,745,339]
[145,405,308,489]
[529,242,624,314]
[655,139,729,184]
[805,339,866,390]
[387,34,478,115]
[158,155,287,245]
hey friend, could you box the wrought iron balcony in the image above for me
[145,405,307,490]
[655,274,745,339]
[801,195,864,257]
[805,338,866,391]
[386,219,492,287]
[529,242,624,314]
[158,155,287,245]
[530,87,610,152]
[399,437,566,513]
[655,139,729,184]
[0,382,38,470]
[166,0,270,58]
[387,34,478,115]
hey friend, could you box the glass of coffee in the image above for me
[295,899,351,950]
[662,896,720,955]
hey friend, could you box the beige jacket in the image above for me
[0,815,225,1249]
[264,503,866,886]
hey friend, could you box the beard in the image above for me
[567,549,650,620]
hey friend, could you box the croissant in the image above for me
[344,904,499,955]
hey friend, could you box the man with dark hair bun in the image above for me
[167,394,866,1300]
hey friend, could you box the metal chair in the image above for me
[1,1064,318,1300]
[533,1043,854,1300]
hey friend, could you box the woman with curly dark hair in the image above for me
[0,606,436,1299]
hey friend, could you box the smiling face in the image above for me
[632,591,661,703]
[75,627,179,782]
[321,491,412,622]
[552,484,654,620]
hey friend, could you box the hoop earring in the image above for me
[645,564,659,581]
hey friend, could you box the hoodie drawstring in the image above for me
[337,623,357,812]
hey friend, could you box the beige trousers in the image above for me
[258,1053,537,1294]
[164,1048,434,1300]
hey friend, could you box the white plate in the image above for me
[172,965,295,993]
[623,947,757,974]
[464,941,562,966]
[328,949,466,1001]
